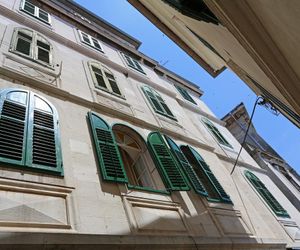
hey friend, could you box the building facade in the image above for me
[128,0,300,128]
[0,0,299,249]
[222,103,300,214]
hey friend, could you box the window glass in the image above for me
[34,96,52,113]
[20,0,51,25]
[12,29,52,66]
[23,1,35,15]
[7,91,27,105]
[113,125,165,190]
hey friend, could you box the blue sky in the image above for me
[75,0,300,173]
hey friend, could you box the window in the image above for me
[79,30,103,52]
[121,53,145,74]
[11,28,53,66]
[175,85,197,105]
[88,112,188,192]
[20,0,51,25]
[180,145,232,203]
[202,118,232,148]
[0,89,63,175]
[89,62,122,97]
[165,136,207,196]
[244,170,289,217]
[142,86,177,121]
[112,125,165,191]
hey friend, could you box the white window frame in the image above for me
[121,52,145,74]
[78,30,104,52]
[10,28,53,67]
[20,0,51,25]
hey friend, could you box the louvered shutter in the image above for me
[88,112,128,183]
[175,85,197,105]
[148,132,190,191]
[142,87,164,113]
[245,171,289,217]
[0,91,28,165]
[165,136,207,196]
[188,147,231,202]
[25,94,62,174]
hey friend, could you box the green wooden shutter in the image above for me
[187,146,231,202]
[142,86,165,113]
[165,136,208,196]
[245,171,289,217]
[0,90,28,166]
[175,85,197,105]
[88,112,128,183]
[202,118,231,147]
[147,132,190,191]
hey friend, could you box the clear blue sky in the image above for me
[75,0,300,173]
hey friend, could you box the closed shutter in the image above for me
[142,87,164,113]
[175,85,197,105]
[148,132,190,191]
[245,171,289,217]
[188,147,231,202]
[32,109,57,168]
[165,136,208,196]
[0,97,27,165]
[88,112,128,183]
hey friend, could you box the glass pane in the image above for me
[37,48,50,63]
[24,1,35,15]
[109,80,121,95]
[92,38,101,50]
[104,72,115,80]
[81,33,91,44]
[34,96,52,113]
[16,38,31,56]
[6,91,27,105]
[37,39,50,50]
[38,9,49,22]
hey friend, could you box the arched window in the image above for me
[0,89,62,175]
[112,124,165,190]
[89,62,122,97]
[11,28,53,66]
[180,145,231,203]
[142,86,176,121]
[244,170,289,217]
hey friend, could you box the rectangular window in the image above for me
[20,0,51,25]
[122,53,145,74]
[202,118,232,148]
[175,85,197,105]
[79,30,104,52]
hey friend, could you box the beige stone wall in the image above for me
[0,0,297,249]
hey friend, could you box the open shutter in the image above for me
[245,171,289,217]
[188,147,231,202]
[0,90,28,166]
[148,132,190,191]
[165,136,207,196]
[88,112,128,183]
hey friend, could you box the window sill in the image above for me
[157,113,181,126]
[127,184,170,195]
[81,41,104,54]
[94,88,129,106]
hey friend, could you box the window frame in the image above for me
[10,28,53,67]
[201,118,232,148]
[180,145,232,203]
[244,170,289,218]
[20,0,51,25]
[89,62,124,98]
[142,86,177,121]
[175,85,197,105]
[121,52,145,74]
[0,88,63,176]
[78,30,104,53]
